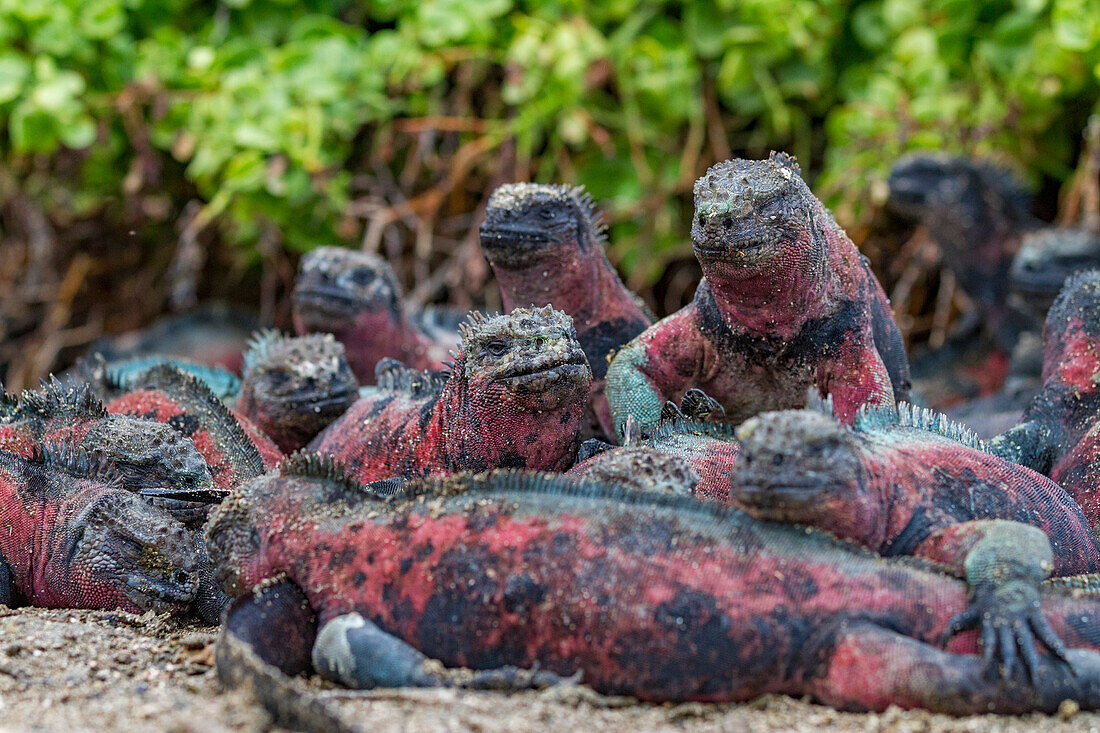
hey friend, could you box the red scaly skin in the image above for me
[0,448,199,614]
[308,307,591,483]
[207,467,1100,713]
[479,184,653,437]
[101,365,281,494]
[733,407,1100,577]
[607,153,908,435]
[292,247,453,382]
[108,389,280,487]
[989,271,1100,528]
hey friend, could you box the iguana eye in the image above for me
[697,215,706,225]
[485,340,509,357]
[722,217,734,229]
[539,208,555,220]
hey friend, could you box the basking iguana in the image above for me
[105,364,281,490]
[308,306,590,482]
[292,246,456,382]
[731,401,1100,674]
[989,270,1100,527]
[236,331,358,453]
[208,462,1100,717]
[606,152,910,435]
[479,183,653,437]
[887,153,1039,351]
[1011,228,1100,321]
[0,378,219,519]
[0,444,201,615]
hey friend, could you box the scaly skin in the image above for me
[732,402,1100,674]
[606,152,909,435]
[0,445,200,615]
[292,247,454,381]
[990,270,1100,527]
[887,153,1038,350]
[479,183,653,436]
[0,379,218,516]
[68,353,242,404]
[308,307,591,482]
[208,464,1100,713]
[236,331,358,453]
[105,364,281,492]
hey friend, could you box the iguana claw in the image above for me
[944,580,1074,681]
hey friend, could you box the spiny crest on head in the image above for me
[854,401,986,450]
[486,182,608,248]
[278,451,365,497]
[0,383,17,419]
[16,376,108,422]
[129,364,266,477]
[804,389,836,419]
[27,442,120,484]
[243,329,285,376]
[374,358,449,398]
[694,151,802,218]
[458,306,573,346]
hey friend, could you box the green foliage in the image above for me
[1,0,1099,283]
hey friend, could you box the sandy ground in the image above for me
[2,606,1100,733]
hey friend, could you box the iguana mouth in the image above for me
[125,570,199,609]
[479,224,553,245]
[272,387,358,413]
[498,353,588,380]
[736,482,823,507]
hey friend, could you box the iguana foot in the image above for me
[944,580,1073,680]
[313,612,567,691]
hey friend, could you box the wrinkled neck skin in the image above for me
[492,245,607,327]
[702,202,834,340]
[316,309,432,381]
[438,361,582,473]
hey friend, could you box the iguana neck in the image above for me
[493,247,607,326]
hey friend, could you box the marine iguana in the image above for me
[1011,228,1100,321]
[0,444,201,615]
[479,183,653,436]
[606,152,909,435]
[236,331,358,453]
[66,353,243,404]
[292,247,455,381]
[887,153,1038,350]
[104,364,280,491]
[0,378,219,519]
[208,463,1100,716]
[308,306,590,482]
[989,270,1100,527]
[733,401,1100,580]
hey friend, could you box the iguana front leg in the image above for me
[817,330,895,425]
[915,520,1070,679]
[312,612,566,691]
[606,313,704,439]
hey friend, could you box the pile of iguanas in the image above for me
[11,149,1100,729]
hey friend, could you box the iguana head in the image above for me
[83,415,215,501]
[480,183,607,270]
[691,152,814,270]
[457,306,590,412]
[1011,229,1100,309]
[293,246,403,331]
[732,409,878,545]
[887,153,1031,243]
[13,447,203,614]
[63,490,201,614]
[238,331,358,452]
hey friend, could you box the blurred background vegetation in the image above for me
[2,0,1100,387]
